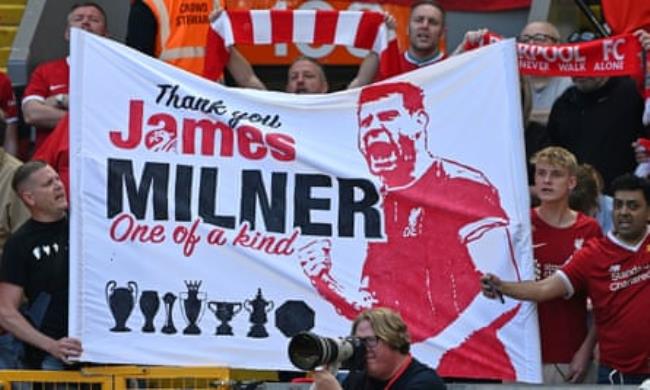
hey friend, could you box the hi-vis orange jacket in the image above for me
[144,0,218,75]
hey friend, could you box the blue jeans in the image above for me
[0,333,23,369]
[597,365,649,385]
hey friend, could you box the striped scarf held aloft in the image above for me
[203,9,399,82]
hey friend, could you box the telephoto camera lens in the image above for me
[288,331,366,371]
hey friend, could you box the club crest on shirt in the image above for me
[403,207,423,238]
[574,238,584,250]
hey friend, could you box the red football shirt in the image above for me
[378,50,446,82]
[532,210,602,363]
[559,230,650,374]
[32,114,69,197]
[0,72,17,123]
[22,58,69,150]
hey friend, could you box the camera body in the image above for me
[288,331,366,371]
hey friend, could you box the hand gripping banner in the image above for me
[69,29,541,382]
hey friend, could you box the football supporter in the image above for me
[0,116,30,369]
[285,57,329,94]
[530,147,602,383]
[482,173,650,385]
[21,2,108,159]
[0,72,18,156]
[348,0,446,88]
[518,21,572,126]
[0,161,82,369]
[547,32,647,193]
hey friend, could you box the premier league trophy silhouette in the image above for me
[106,280,138,332]
[244,288,274,338]
[139,290,160,333]
[180,281,206,335]
[161,292,178,334]
[208,301,243,336]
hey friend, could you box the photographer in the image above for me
[313,308,446,390]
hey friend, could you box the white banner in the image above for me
[69,29,541,382]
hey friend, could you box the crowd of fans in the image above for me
[0,0,649,387]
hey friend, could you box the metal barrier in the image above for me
[3,369,644,390]
[0,367,278,390]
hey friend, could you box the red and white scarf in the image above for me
[204,9,397,81]
[466,31,650,124]
[465,31,644,78]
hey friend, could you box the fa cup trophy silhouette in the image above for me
[244,288,274,338]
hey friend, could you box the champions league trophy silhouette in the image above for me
[244,288,274,338]
[180,281,207,335]
[106,280,138,332]
[208,301,243,336]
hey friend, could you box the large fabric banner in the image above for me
[69,29,540,382]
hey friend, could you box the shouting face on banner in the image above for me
[300,81,523,379]
[357,83,430,189]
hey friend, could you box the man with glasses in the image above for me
[312,308,446,389]
[517,21,572,126]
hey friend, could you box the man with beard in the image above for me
[300,81,522,379]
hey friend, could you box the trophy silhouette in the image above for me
[139,290,160,333]
[208,301,242,336]
[106,280,138,332]
[161,292,177,334]
[244,288,274,338]
[180,281,206,335]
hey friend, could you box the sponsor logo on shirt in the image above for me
[49,84,67,92]
[609,263,650,291]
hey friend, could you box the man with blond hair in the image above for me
[313,307,446,389]
[530,146,602,383]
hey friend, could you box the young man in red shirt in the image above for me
[530,147,602,383]
[482,173,650,385]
